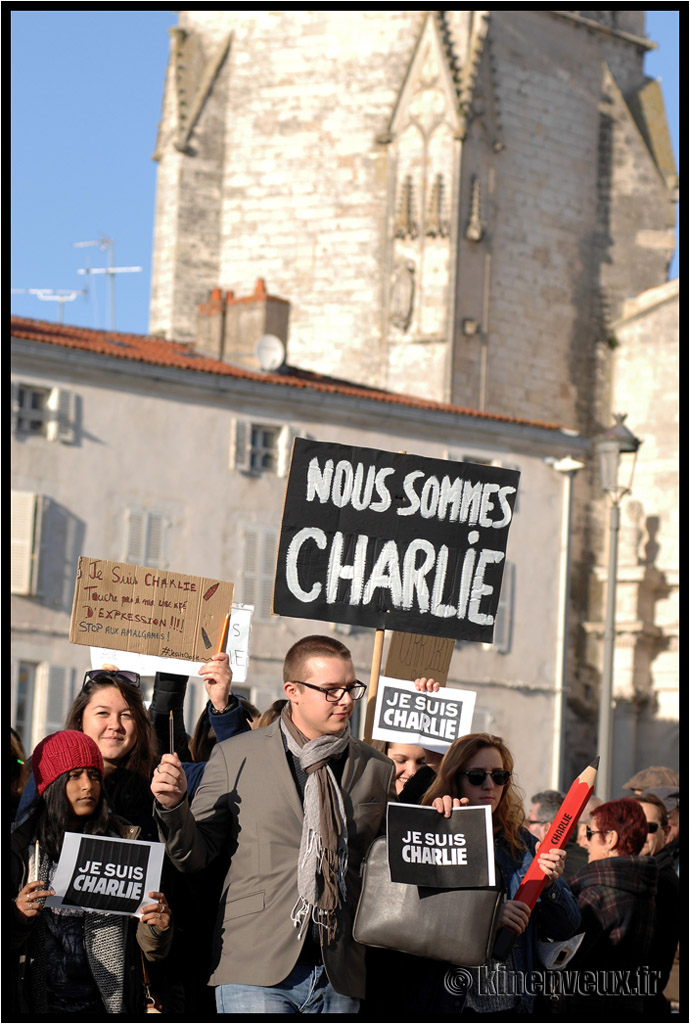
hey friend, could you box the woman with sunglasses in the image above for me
[417,732,581,1016]
[563,797,658,1015]
[15,656,246,827]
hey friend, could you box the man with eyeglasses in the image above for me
[152,634,396,1015]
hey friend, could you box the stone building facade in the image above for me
[10,13,677,798]
[11,316,590,804]
[146,11,678,791]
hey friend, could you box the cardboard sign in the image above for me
[70,557,234,662]
[385,631,455,685]
[90,603,254,682]
[371,676,476,753]
[387,803,495,888]
[272,439,519,641]
[46,833,165,917]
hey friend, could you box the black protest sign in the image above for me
[387,803,495,888]
[47,833,165,916]
[372,676,476,753]
[272,439,520,642]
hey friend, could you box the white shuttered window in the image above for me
[12,382,76,443]
[242,528,278,621]
[124,510,168,567]
[32,665,78,749]
[230,420,297,477]
[11,491,42,595]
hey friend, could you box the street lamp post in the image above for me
[594,414,642,799]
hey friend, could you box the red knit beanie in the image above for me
[33,730,104,797]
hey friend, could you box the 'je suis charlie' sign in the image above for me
[387,803,496,888]
[273,438,520,642]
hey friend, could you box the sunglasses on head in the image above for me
[459,769,512,787]
[81,669,141,692]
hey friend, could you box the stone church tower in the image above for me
[150,10,675,428]
[149,11,678,784]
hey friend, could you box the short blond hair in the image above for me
[283,635,352,683]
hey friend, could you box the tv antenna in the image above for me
[11,288,87,323]
[74,235,141,330]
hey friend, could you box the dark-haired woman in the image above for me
[11,727,30,819]
[421,733,581,1016]
[16,669,157,837]
[11,730,172,1017]
[14,660,249,1012]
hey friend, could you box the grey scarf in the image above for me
[30,843,129,1014]
[280,706,350,943]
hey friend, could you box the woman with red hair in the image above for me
[566,797,658,1014]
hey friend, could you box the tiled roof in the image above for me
[11,315,568,433]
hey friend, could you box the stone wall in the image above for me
[150,11,673,435]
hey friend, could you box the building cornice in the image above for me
[11,330,590,459]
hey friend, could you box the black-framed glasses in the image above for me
[585,826,612,842]
[293,680,367,702]
[82,669,141,692]
[647,822,660,834]
[459,769,512,787]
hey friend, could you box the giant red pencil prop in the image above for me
[492,756,599,960]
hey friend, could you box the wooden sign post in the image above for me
[364,627,385,742]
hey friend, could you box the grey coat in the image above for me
[155,720,396,998]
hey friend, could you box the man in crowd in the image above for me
[152,635,396,1014]
[635,791,680,1016]
[622,765,679,795]
[527,788,588,877]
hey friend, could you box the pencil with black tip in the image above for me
[492,756,599,960]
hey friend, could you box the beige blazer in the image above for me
[156,720,396,998]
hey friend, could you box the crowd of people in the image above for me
[10,636,680,1017]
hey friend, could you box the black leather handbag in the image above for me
[353,835,503,967]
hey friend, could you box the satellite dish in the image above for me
[255,334,286,371]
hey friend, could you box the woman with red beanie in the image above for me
[10,730,172,1017]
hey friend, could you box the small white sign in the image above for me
[372,676,476,753]
[46,832,166,918]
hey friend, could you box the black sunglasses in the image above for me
[647,822,660,834]
[585,826,612,842]
[82,669,141,691]
[459,769,512,787]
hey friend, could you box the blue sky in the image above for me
[10,10,680,335]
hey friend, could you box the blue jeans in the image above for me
[215,964,360,1014]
